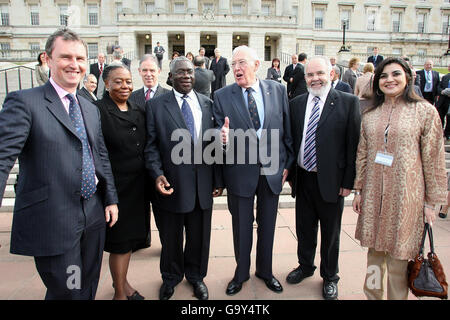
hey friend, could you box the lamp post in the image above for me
[338,20,350,53]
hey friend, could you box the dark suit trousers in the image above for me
[34,193,105,300]
[153,198,212,287]
[423,92,435,105]
[227,175,279,283]
[296,168,343,283]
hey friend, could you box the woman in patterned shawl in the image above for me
[352,57,447,300]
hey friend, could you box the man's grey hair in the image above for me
[113,50,122,60]
[194,55,205,67]
[169,56,194,74]
[232,45,260,63]
[83,73,97,83]
[305,56,332,74]
[332,65,341,75]
[139,54,159,69]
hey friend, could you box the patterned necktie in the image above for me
[181,94,196,143]
[66,94,97,199]
[145,88,151,101]
[425,71,432,91]
[303,96,320,172]
[99,64,103,74]
[246,88,261,130]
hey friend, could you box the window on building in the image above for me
[116,2,123,21]
[0,4,9,26]
[367,10,376,31]
[59,5,68,26]
[292,5,298,17]
[87,43,98,59]
[30,42,40,56]
[340,9,350,30]
[262,4,270,16]
[417,48,426,64]
[392,12,401,32]
[314,8,324,29]
[203,2,214,12]
[88,4,98,25]
[417,13,426,33]
[443,14,450,34]
[1,43,11,57]
[232,3,242,15]
[392,48,402,56]
[30,4,39,26]
[174,2,185,13]
[145,2,155,13]
[314,45,324,56]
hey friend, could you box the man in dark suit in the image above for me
[144,56,223,300]
[286,56,360,300]
[437,64,450,138]
[89,52,107,95]
[213,45,294,296]
[283,53,300,98]
[77,74,98,103]
[129,54,170,112]
[0,28,118,300]
[367,47,383,68]
[210,48,230,97]
[153,42,165,69]
[417,59,441,105]
[193,55,215,97]
[290,53,308,98]
[114,45,131,69]
[331,66,352,94]
[199,47,210,69]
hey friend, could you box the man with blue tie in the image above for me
[0,28,119,299]
[286,56,360,300]
[213,46,294,296]
[367,47,384,68]
[417,59,440,105]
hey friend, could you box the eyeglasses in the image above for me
[174,69,194,76]
[231,59,249,69]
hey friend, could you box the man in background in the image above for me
[193,55,215,98]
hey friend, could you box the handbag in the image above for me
[407,223,448,299]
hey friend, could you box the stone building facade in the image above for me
[0,0,449,66]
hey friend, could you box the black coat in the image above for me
[291,63,307,98]
[77,87,97,103]
[417,69,440,100]
[283,63,302,96]
[95,94,150,251]
[210,56,230,95]
[128,85,171,112]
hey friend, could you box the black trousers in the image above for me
[227,175,279,283]
[295,168,344,283]
[153,198,212,287]
[423,92,435,105]
[34,193,105,300]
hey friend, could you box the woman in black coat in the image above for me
[95,62,150,300]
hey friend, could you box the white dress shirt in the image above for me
[173,89,202,140]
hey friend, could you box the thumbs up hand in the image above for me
[221,116,230,145]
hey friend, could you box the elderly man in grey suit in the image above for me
[193,55,215,98]
[129,54,170,112]
[0,28,118,300]
[213,45,294,296]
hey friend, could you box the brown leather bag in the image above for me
[407,223,448,299]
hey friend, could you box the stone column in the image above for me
[185,32,200,57]
[155,0,166,13]
[282,0,292,16]
[249,33,265,61]
[187,0,198,14]
[250,0,262,15]
[152,31,169,60]
[217,32,233,59]
[218,0,230,14]
[118,32,137,58]
[301,0,313,28]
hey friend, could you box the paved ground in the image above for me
[0,206,449,301]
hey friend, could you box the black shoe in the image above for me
[159,283,174,300]
[323,281,338,300]
[191,281,208,300]
[127,291,145,300]
[255,273,283,293]
[439,212,448,219]
[286,266,313,284]
[226,280,243,296]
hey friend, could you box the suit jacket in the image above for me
[210,56,230,93]
[128,85,171,112]
[266,67,282,83]
[417,69,440,99]
[283,63,302,96]
[341,69,359,93]
[121,58,131,69]
[213,80,295,197]
[144,90,223,213]
[89,62,107,95]
[334,80,353,94]
[288,89,361,203]
[77,87,97,104]
[367,55,384,68]
[0,82,118,256]
[291,63,307,98]
[437,73,450,114]
[194,68,215,97]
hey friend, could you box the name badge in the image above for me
[375,151,394,167]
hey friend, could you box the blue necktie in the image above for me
[425,71,432,92]
[181,94,197,143]
[246,88,261,130]
[303,96,320,172]
[66,94,97,199]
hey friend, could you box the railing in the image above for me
[0,49,41,62]
[0,65,36,105]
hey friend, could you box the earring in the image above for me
[376,88,383,96]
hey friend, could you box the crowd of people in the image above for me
[0,27,449,301]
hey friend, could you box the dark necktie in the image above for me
[99,64,103,74]
[145,88,151,101]
[303,96,320,171]
[66,94,97,199]
[331,80,335,88]
[246,88,260,130]
[181,94,196,142]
